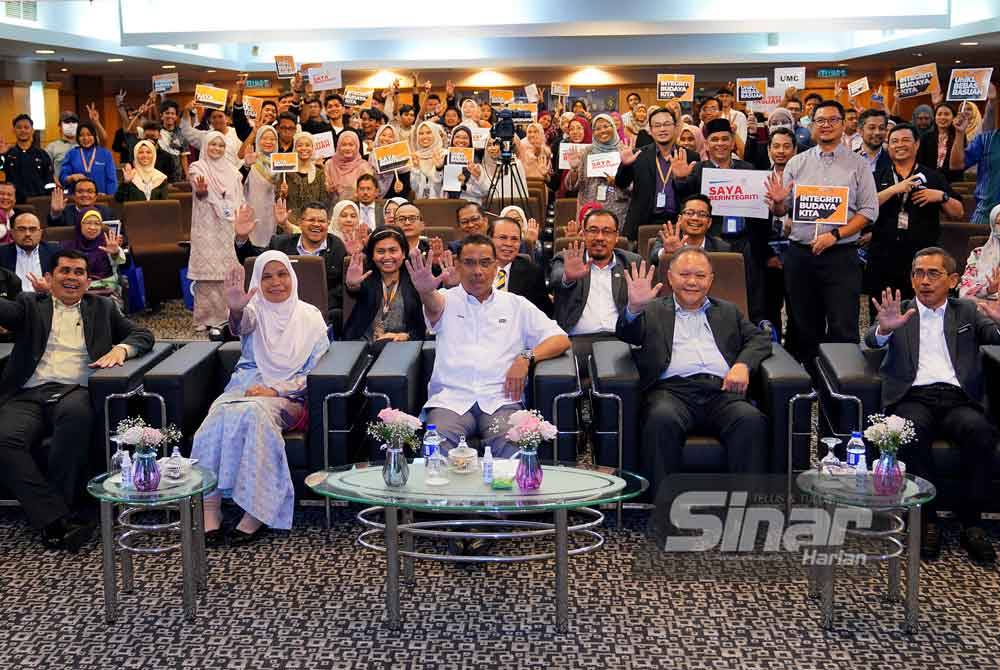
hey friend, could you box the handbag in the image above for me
[179,267,195,311]
[120,265,146,314]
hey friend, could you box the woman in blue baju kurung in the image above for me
[191,250,329,545]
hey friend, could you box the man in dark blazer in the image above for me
[46,178,115,227]
[0,212,60,292]
[235,200,347,325]
[614,106,699,241]
[550,209,639,372]
[616,247,771,492]
[489,216,551,316]
[0,248,154,552]
[867,247,1000,562]
[648,194,732,265]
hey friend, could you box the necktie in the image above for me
[495,268,507,290]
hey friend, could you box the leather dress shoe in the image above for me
[960,527,997,564]
[42,519,94,553]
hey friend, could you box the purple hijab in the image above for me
[63,206,112,279]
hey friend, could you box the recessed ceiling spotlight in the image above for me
[955,59,962,64]
[35,49,55,55]
[161,64,176,69]
[206,69,216,73]
[960,42,979,46]
[60,67,68,72]
[913,52,923,57]
[107,58,124,63]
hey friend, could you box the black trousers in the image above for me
[783,242,862,367]
[641,376,768,491]
[888,383,998,524]
[0,383,93,529]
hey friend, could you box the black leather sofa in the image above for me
[816,342,1000,510]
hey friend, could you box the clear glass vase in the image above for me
[514,445,543,490]
[382,440,409,488]
[132,447,161,492]
[873,450,904,495]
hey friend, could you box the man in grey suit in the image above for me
[868,247,1000,562]
[550,208,640,373]
[616,248,771,490]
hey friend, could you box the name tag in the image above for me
[596,184,608,201]
[897,211,909,230]
[656,192,666,209]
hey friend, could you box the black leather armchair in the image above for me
[589,340,813,493]
[143,340,371,506]
[816,342,1000,509]
[359,340,582,460]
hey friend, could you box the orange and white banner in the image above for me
[270,152,298,173]
[792,185,850,226]
[343,86,374,107]
[448,147,474,166]
[656,74,695,102]
[896,63,940,99]
[373,141,412,174]
[274,55,296,79]
[489,89,515,106]
[194,84,228,110]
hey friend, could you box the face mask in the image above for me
[62,122,77,137]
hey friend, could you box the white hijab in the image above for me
[975,204,1000,283]
[246,250,328,386]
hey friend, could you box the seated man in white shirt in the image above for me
[0,213,60,292]
[0,249,154,551]
[406,234,570,456]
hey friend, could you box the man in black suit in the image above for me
[614,107,699,241]
[0,212,60,292]
[0,249,154,551]
[550,209,640,372]
[648,194,732,265]
[867,247,1000,562]
[616,248,771,490]
[489,216,551,316]
[235,200,347,325]
[47,178,114,227]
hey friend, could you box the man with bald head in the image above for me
[0,212,60,292]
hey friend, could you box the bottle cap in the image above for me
[484,445,492,456]
[851,431,862,438]
[427,424,436,430]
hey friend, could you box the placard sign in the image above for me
[551,82,570,97]
[448,147,474,166]
[307,63,342,92]
[243,95,264,121]
[558,143,590,170]
[896,63,940,99]
[792,185,850,225]
[311,131,335,159]
[586,151,621,178]
[471,127,490,149]
[735,78,767,103]
[274,55,296,79]
[490,89,515,106]
[152,73,179,94]
[194,84,228,110]
[343,86,374,107]
[373,141,411,173]
[947,68,994,102]
[700,168,770,219]
[774,67,806,92]
[847,77,870,97]
[656,74,695,102]
[270,153,298,174]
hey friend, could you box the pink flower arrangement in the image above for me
[498,409,557,449]
[114,417,182,453]
[369,407,423,449]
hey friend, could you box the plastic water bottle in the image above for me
[482,446,494,485]
[165,444,185,480]
[846,432,867,489]
[120,451,134,490]
[422,424,442,459]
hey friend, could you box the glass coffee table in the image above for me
[796,469,936,633]
[87,465,217,622]
[307,462,647,632]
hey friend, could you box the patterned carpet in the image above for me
[1,504,998,670]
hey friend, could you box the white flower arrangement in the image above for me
[863,414,916,455]
[114,417,182,453]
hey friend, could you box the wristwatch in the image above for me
[941,192,950,203]
[518,350,535,364]
[830,228,842,241]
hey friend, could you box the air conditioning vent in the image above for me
[5,0,38,21]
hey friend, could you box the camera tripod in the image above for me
[484,146,531,215]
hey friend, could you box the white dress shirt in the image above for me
[15,245,42,292]
[425,285,566,415]
[357,202,377,231]
[569,257,621,336]
[296,235,328,256]
[875,300,960,388]
[24,300,93,387]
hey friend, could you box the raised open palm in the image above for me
[872,288,916,333]
[223,264,256,313]
[561,240,590,283]
[658,221,685,256]
[669,147,696,178]
[345,250,371,287]
[625,261,663,314]
[404,248,443,294]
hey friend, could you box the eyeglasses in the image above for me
[458,216,482,226]
[395,215,421,224]
[460,258,496,269]
[14,227,40,233]
[584,227,618,237]
[680,210,711,220]
[650,122,675,130]
[812,117,843,127]
[911,269,948,280]
[75,189,97,195]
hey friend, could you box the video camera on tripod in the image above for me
[490,108,534,161]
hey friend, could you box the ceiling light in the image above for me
[161,64,176,69]
[837,63,848,67]
[955,59,962,64]
[206,69,216,73]
[913,52,923,57]
[107,58,124,63]
[34,49,55,55]
[60,67,68,72]
[960,42,979,46]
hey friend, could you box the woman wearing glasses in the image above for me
[564,113,633,227]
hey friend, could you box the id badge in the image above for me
[723,216,745,236]
[656,191,666,209]
[597,184,608,201]
[223,207,233,219]
[897,211,909,230]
